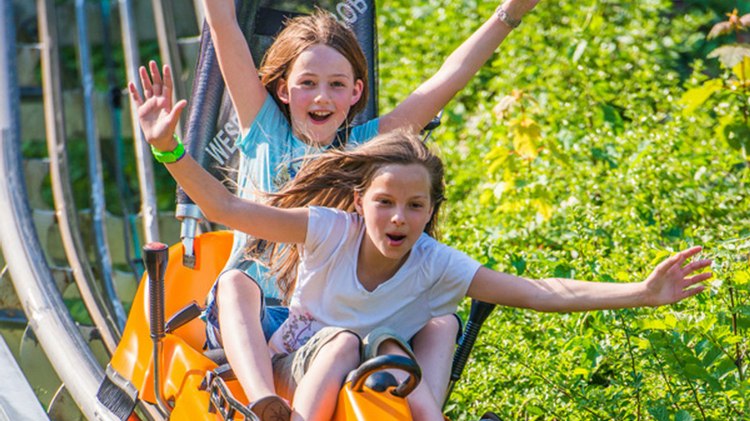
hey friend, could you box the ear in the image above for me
[276,79,290,104]
[354,191,363,215]
[350,79,364,106]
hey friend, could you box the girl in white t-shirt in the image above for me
[141,128,712,420]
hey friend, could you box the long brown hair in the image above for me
[259,9,369,125]
[249,131,445,303]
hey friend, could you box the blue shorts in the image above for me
[203,269,289,350]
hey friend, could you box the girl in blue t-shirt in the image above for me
[136,128,712,421]
[132,0,544,418]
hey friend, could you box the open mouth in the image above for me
[386,233,406,245]
[309,110,333,122]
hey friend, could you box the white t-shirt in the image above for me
[268,206,482,355]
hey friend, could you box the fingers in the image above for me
[681,258,713,276]
[656,246,703,274]
[676,246,703,266]
[128,81,143,106]
[169,99,188,124]
[683,271,713,287]
[139,65,153,98]
[681,285,705,299]
[149,60,163,96]
[138,60,170,99]
[163,64,173,102]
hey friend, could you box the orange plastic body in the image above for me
[108,231,414,420]
[333,382,412,421]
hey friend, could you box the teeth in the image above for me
[310,111,331,117]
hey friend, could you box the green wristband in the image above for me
[151,134,186,164]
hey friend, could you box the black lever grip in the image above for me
[144,242,169,339]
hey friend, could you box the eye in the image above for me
[377,198,392,206]
[410,202,425,209]
[331,81,346,88]
[300,79,315,87]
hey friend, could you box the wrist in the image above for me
[151,133,186,164]
[638,281,656,308]
[495,3,523,29]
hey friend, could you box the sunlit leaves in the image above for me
[378,1,750,419]
[708,44,750,69]
[509,117,542,160]
[680,79,723,115]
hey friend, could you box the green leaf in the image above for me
[599,103,624,132]
[732,56,750,81]
[735,270,750,286]
[510,117,541,160]
[572,367,590,377]
[647,405,669,421]
[571,39,588,63]
[639,319,668,330]
[707,44,750,69]
[679,79,723,115]
[720,120,750,151]
[675,410,694,421]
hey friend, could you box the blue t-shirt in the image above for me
[230,95,380,298]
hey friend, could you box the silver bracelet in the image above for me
[495,4,521,29]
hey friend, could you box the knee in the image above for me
[322,331,362,368]
[422,314,460,337]
[216,269,262,306]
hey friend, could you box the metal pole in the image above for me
[152,0,186,137]
[75,0,127,331]
[0,1,117,417]
[37,0,121,353]
[119,0,161,244]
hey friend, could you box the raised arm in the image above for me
[466,247,713,312]
[128,63,307,243]
[379,0,540,133]
[202,0,267,134]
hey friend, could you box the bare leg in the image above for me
[411,314,460,405]
[376,339,445,421]
[216,270,276,400]
[291,332,361,421]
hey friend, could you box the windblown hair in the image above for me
[248,131,445,303]
[259,9,369,125]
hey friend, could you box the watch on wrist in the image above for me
[495,5,522,29]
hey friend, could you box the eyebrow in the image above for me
[297,72,351,79]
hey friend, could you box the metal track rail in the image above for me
[74,0,127,332]
[0,2,116,417]
[152,0,187,137]
[37,0,121,354]
[119,0,161,244]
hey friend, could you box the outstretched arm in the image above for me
[466,247,713,312]
[128,63,307,243]
[379,0,540,133]
[201,0,267,134]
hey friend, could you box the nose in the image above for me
[314,86,331,103]
[391,208,406,226]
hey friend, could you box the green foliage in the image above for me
[379,0,749,419]
[680,9,750,158]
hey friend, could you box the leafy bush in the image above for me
[379,1,750,419]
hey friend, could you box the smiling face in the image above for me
[355,163,434,270]
[276,44,363,146]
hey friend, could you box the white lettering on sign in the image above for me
[205,116,240,166]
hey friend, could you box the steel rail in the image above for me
[37,0,121,353]
[152,0,187,137]
[0,1,116,417]
[119,0,161,244]
[74,0,127,331]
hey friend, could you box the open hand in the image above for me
[642,246,713,307]
[128,61,187,151]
